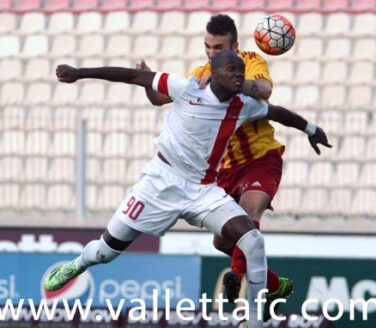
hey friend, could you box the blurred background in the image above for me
[0,1,375,327]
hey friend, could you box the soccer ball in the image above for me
[254,15,296,55]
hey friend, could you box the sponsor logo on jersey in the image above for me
[189,98,203,106]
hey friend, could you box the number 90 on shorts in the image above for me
[122,196,145,221]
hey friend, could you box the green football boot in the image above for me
[238,321,248,328]
[264,277,294,322]
[44,261,80,292]
[238,278,294,327]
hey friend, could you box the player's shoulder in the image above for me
[238,50,266,62]
[185,75,200,90]
[188,62,211,78]
[174,75,201,99]
[166,72,190,86]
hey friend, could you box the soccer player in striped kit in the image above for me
[45,51,330,328]
[136,14,311,321]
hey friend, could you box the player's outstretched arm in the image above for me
[266,104,332,155]
[136,59,172,106]
[56,64,156,89]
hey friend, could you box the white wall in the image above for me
[160,232,376,259]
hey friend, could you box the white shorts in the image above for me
[111,155,247,236]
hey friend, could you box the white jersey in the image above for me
[152,72,268,185]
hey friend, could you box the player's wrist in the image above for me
[304,121,316,136]
[76,68,84,80]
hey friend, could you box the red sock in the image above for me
[267,268,280,293]
[231,220,280,293]
[231,221,260,281]
[231,245,246,281]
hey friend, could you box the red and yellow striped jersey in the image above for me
[187,50,285,169]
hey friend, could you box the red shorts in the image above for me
[217,149,283,204]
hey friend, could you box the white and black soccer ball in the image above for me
[254,15,296,55]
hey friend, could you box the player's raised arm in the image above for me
[242,52,273,100]
[56,64,156,89]
[265,104,332,155]
[135,59,172,106]
[242,78,272,100]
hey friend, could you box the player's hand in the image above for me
[308,126,332,155]
[56,65,79,83]
[136,59,151,71]
[198,74,211,89]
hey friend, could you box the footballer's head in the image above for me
[211,50,245,95]
[205,14,239,62]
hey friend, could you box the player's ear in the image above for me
[232,41,239,51]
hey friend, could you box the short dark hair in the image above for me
[211,50,244,72]
[206,14,238,45]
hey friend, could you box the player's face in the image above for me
[204,33,239,62]
[217,61,245,94]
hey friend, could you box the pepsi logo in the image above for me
[41,262,95,305]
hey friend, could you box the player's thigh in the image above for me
[240,153,283,201]
[112,175,183,237]
[203,201,256,243]
[218,152,283,205]
[106,215,142,242]
[201,200,247,236]
[190,186,251,237]
[239,190,271,221]
[183,183,238,233]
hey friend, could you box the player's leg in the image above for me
[213,189,282,308]
[45,156,184,292]
[203,207,267,328]
[44,216,141,291]
[74,217,142,271]
[218,153,290,284]
[238,189,293,323]
[239,190,270,222]
[238,190,281,292]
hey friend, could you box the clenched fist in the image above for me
[56,65,79,83]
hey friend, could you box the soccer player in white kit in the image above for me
[45,50,330,328]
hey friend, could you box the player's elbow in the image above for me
[150,98,167,106]
[149,98,163,106]
[260,85,272,100]
[155,96,173,106]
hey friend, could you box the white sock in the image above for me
[237,230,267,328]
[74,237,121,272]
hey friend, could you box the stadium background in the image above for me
[0,0,375,327]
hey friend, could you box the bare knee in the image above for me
[213,234,235,254]
[221,215,257,244]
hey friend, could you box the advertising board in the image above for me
[0,227,159,253]
[200,256,376,328]
[0,253,200,308]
